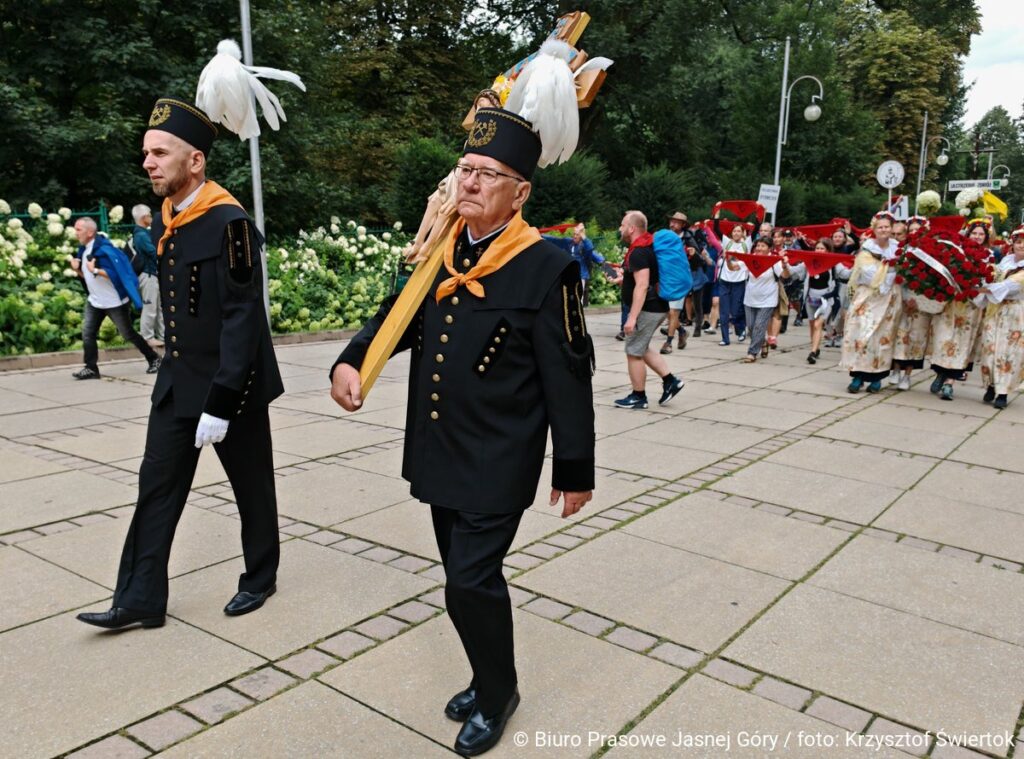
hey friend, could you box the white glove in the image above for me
[195,413,230,448]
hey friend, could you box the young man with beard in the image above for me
[77,98,283,630]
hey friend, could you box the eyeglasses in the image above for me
[453,163,524,186]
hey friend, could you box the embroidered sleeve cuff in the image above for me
[204,382,243,418]
[552,457,595,493]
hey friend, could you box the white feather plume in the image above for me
[504,39,579,167]
[196,39,306,141]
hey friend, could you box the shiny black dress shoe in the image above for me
[224,585,276,616]
[76,607,165,630]
[445,685,477,721]
[454,688,520,756]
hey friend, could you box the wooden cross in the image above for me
[357,11,608,397]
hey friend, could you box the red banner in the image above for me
[786,250,855,276]
[538,222,578,234]
[713,200,766,223]
[727,252,782,278]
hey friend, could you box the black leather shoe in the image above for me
[444,685,477,721]
[224,585,276,616]
[984,385,996,403]
[454,689,520,756]
[76,607,165,630]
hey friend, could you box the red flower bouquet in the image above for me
[894,233,992,313]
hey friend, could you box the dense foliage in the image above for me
[0,210,407,356]
[3,0,1018,233]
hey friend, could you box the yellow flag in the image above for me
[983,191,1008,220]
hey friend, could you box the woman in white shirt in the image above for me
[742,238,790,362]
[710,219,751,346]
[975,226,1024,409]
[840,212,902,392]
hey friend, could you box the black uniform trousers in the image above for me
[431,504,523,718]
[113,393,279,613]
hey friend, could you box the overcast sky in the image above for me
[962,0,1024,127]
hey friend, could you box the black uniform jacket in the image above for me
[151,203,284,419]
[335,229,596,514]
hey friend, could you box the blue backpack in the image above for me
[652,229,692,301]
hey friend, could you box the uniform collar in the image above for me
[173,181,206,213]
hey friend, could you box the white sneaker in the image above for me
[887,371,899,386]
[897,374,911,391]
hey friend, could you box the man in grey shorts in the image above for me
[614,210,684,410]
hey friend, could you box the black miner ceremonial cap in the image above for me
[463,107,542,181]
[147,98,218,156]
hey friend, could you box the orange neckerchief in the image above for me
[157,180,243,256]
[435,211,541,302]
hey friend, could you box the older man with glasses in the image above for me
[331,106,595,756]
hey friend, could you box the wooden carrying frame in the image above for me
[357,11,605,398]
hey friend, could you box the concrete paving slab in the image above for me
[624,493,847,580]
[0,448,68,484]
[0,546,108,631]
[765,437,935,489]
[621,416,776,455]
[0,613,260,759]
[876,489,1024,563]
[167,539,432,659]
[854,404,987,437]
[729,388,853,415]
[161,680,450,758]
[269,418,400,459]
[913,460,1024,516]
[725,584,1024,739]
[815,416,967,457]
[0,389,59,415]
[683,401,819,431]
[607,674,906,758]
[0,406,120,438]
[594,437,722,480]
[517,531,790,652]
[0,470,137,533]
[811,536,1024,646]
[712,461,902,524]
[949,420,1024,473]
[274,463,411,527]
[321,611,680,758]
[22,505,242,589]
[35,422,148,462]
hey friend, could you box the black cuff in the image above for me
[204,382,243,418]
[552,457,595,492]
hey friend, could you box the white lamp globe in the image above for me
[803,103,822,122]
[936,152,949,166]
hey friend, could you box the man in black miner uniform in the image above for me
[331,107,596,756]
[78,98,284,631]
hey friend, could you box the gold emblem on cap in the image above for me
[466,120,497,148]
[149,104,171,127]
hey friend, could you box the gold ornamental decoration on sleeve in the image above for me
[356,11,610,398]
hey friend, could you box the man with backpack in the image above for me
[131,204,164,348]
[614,210,685,409]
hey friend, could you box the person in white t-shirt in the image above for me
[743,238,790,362]
[710,214,750,345]
[69,217,160,380]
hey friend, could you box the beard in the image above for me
[150,167,190,198]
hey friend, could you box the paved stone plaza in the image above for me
[3,311,1024,758]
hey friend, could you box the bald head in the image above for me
[618,210,647,245]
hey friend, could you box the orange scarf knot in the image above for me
[157,180,243,256]
[435,211,541,303]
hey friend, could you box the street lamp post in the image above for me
[772,36,824,223]
[988,163,1011,185]
[913,109,951,213]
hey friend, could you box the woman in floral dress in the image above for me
[976,226,1024,409]
[841,212,902,393]
[929,220,994,401]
